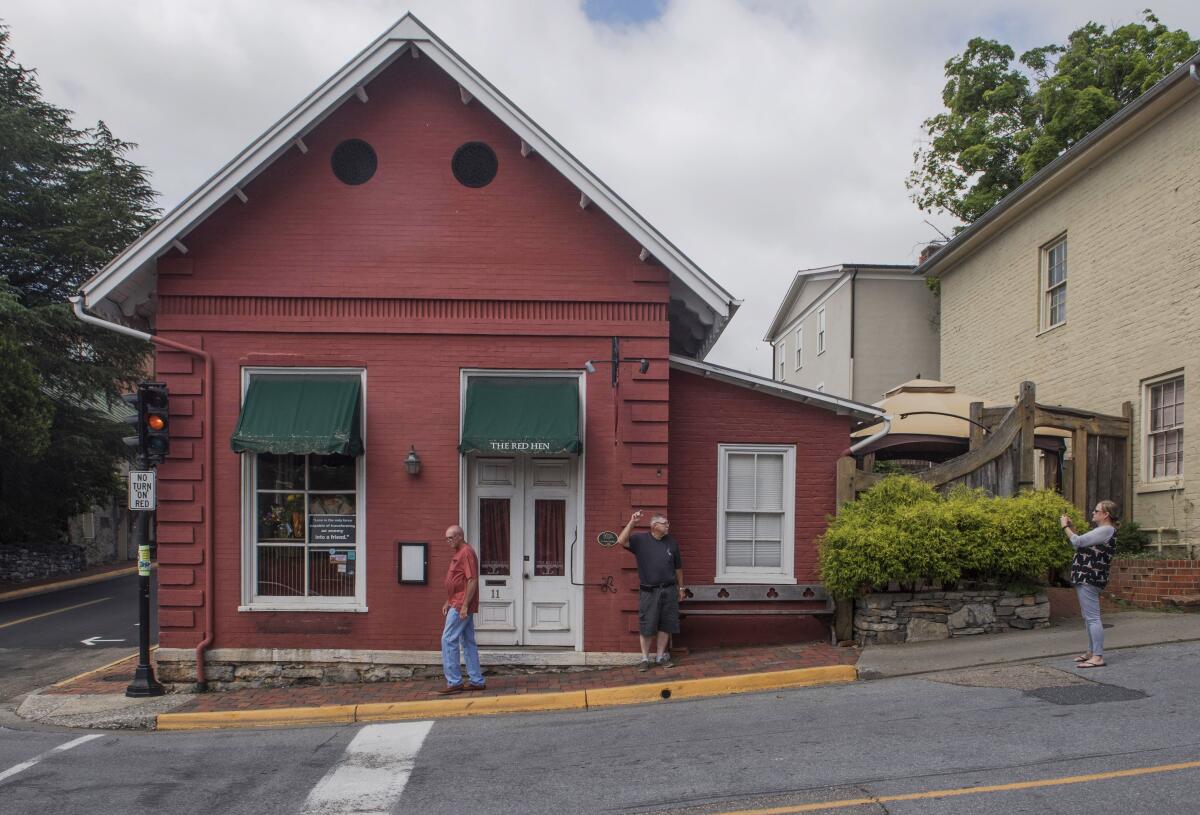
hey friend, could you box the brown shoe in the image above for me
[464,682,487,691]
[435,684,465,695]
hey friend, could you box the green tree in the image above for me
[0,25,159,543]
[908,11,1197,223]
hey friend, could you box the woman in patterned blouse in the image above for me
[1060,500,1119,668]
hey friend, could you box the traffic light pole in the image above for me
[126,451,164,698]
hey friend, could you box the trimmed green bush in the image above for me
[1114,520,1150,556]
[818,475,1086,598]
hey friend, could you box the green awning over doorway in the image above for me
[460,377,581,455]
[231,376,363,456]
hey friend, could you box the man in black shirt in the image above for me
[618,509,685,671]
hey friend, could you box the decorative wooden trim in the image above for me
[158,295,667,323]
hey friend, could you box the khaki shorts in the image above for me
[638,585,680,636]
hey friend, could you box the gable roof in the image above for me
[763,263,914,341]
[79,13,740,358]
[669,355,884,422]
[918,53,1200,280]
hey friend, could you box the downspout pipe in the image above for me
[71,296,216,689]
[845,414,892,456]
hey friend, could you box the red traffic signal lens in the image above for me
[147,414,166,431]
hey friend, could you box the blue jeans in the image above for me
[441,608,484,687]
[1075,583,1105,657]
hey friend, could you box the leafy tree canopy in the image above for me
[0,25,160,543]
[908,10,1197,224]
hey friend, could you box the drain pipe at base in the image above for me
[70,297,216,689]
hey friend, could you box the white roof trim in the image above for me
[763,263,913,341]
[669,355,884,421]
[80,13,739,350]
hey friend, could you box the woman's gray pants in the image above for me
[1075,583,1104,656]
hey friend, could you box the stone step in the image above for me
[1162,595,1200,609]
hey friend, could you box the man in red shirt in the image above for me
[437,524,485,694]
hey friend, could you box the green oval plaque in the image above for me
[596,530,619,547]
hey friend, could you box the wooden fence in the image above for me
[836,381,1131,514]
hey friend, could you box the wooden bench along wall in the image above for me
[680,584,834,618]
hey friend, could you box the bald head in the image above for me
[445,525,465,549]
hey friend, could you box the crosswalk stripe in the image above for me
[0,734,103,786]
[300,721,434,814]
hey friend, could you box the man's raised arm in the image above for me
[617,510,643,548]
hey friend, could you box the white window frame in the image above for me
[1142,371,1184,486]
[775,342,785,381]
[1041,235,1067,330]
[716,444,796,583]
[817,307,826,355]
[794,326,804,370]
[239,367,368,612]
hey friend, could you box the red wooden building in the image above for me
[77,15,881,686]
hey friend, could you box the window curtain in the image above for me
[479,498,510,575]
[535,499,566,576]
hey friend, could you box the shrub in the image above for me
[818,475,1084,598]
[1114,520,1150,556]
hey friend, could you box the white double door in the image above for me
[467,455,578,647]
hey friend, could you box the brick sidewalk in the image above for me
[49,642,859,713]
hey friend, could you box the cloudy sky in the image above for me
[5,1,1199,373]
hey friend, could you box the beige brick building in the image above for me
[918,56,1200,552]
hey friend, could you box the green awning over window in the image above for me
[460,377,581,455]
[231,376,363,456]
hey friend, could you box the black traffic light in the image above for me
[138,382,170,463]
[121,383,170,463]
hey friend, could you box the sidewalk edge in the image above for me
[0,566,138,603]
[856,635,1200,680]
[154,664,858,731]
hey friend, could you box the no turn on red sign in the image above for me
[128,470,156,511]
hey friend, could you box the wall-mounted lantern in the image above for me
[404,445,421,476]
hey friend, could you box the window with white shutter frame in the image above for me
[717,444,796,582]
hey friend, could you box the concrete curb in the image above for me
[154,664,858,731]
[0,566,137,603]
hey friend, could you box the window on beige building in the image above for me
[776,343,785,381]
[1042,236,1067,329]
[795,326,804,370]
[817,307,826,354]
[1145,373,1184,480]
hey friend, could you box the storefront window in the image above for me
[255,453,358,597]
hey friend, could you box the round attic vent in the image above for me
[331,139,377,185]
[451,142,498,188]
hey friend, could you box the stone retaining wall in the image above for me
[0,544,88,585]
[153,649,635,691]
[854,589,1051,644]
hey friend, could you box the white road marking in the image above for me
[300,721,433,814]
[0,734,103,785]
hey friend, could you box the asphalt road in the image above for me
[0,573,155,703]
[1,640,1198,814]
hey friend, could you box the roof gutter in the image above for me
[846,414,892,456]
[70,297,216,690]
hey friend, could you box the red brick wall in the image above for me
[666,369,849,645]
[151,53,674,654]
[1107,559,1200,608]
